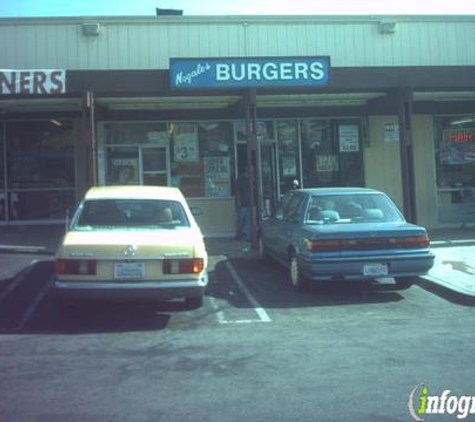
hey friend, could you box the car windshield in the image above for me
[305,193,404,224]
[73,199,190,229]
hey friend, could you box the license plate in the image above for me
[363,263,388,277]
[114,262,145,279]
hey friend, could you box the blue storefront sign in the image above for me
[170,57,330,90]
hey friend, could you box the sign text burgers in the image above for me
[170,57,330,89]
[0,70,66,94]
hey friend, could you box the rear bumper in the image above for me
[53,274,208,301]
[300,252,435,282]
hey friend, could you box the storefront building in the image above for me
[1,15,475,235]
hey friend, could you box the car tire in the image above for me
[289,252,307,292]
[394,277,416,290]
[185,295,203,309]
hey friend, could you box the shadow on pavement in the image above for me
[22,297,175,335]
[208,258,406,309]
[417,278,475,306]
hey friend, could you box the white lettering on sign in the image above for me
[175,62,211,86]
[0,70,66,94]
[215,61,326,83]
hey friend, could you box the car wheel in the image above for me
[394,277,416,290]
[184,295,203,309]
[289,252,307,291]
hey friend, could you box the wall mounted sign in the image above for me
[0,70,66,94]
[170,57,330,89]
[384,123,400,143]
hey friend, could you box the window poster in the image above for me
[440,129,475,165]
[338,125,359,152]
[282,157,297,176]
[204,157,231,197]
[174,123,199,162]
[110,158,139,185]
[315,155,339,172]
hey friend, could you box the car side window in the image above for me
[274,193,293,220]
[284,194,305,224]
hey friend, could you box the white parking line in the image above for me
[14,276,53,332]
[224,261,272,323]
[0,259,39,304]
[208,296,227,324]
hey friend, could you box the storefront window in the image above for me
[4,120,76,220]
[171,122,234,198]
[104,122,168,146]
[7,120,75,189]
[236,120,274,142]
[434,116,475,224]
[103,121,234,198]
[301,119,364,188]
[277,120,300,194]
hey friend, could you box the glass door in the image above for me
[141,146,169,186]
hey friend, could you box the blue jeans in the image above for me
[237,206,252,241]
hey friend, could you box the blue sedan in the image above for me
[258,188,435,291]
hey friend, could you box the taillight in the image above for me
[55,259,96,275]
[305,239,348,251]
[305,234,430,251]
[163,258,204,274]
[394,235,430,248]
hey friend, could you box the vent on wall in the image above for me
[379,21,397,34]
[82,23,100,36]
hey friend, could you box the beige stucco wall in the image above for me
[365,115,438,228]
[364,116,403,209]
[412,115,438,228]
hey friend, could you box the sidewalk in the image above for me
[0,225,474,297]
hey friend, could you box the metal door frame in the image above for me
[257,138,279,218]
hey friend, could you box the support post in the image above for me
[82,91,97,187]
[397,89,417,223]
[245,89,260,249]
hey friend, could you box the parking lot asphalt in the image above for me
[1,224,474,299]
[0,234,474,421]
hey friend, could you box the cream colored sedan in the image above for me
[54,186,208,308]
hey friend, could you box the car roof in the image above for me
[84,185,186,201]
[294,187,385,196]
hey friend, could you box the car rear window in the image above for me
[74,199,190,229]
[305,193,404,224]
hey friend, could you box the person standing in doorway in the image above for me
[236,165,252,242]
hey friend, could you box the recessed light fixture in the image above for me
[50,119,63,127]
